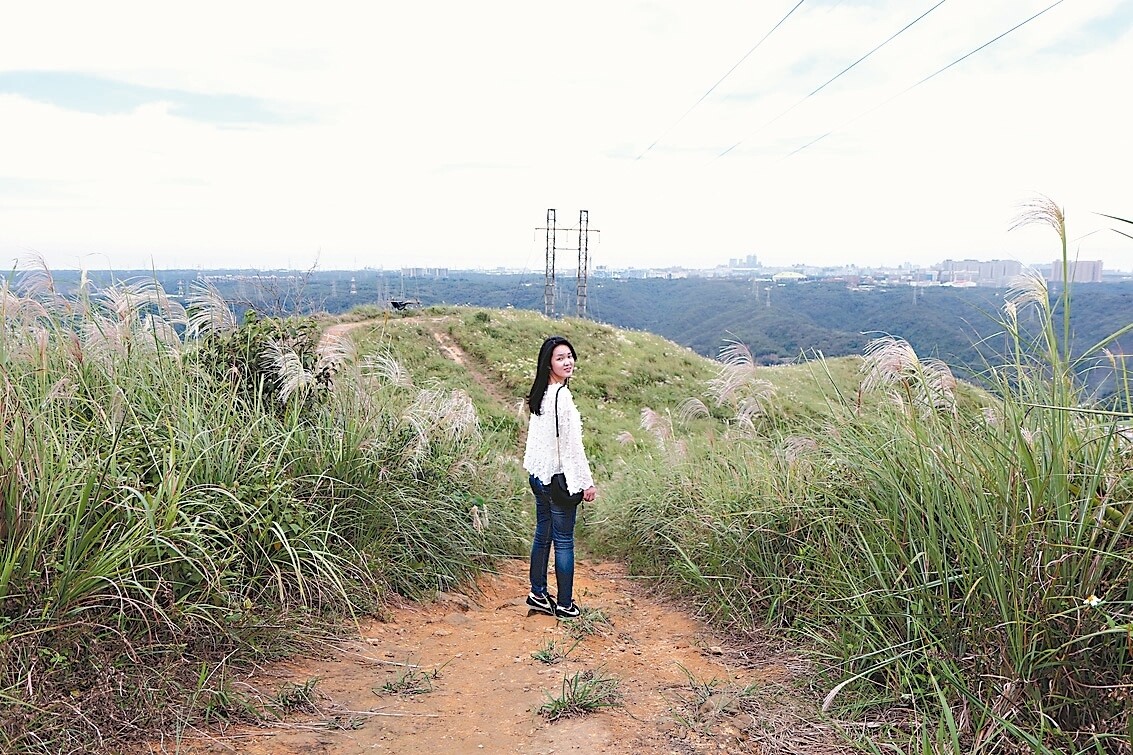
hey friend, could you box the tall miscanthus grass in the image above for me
[593,199,1132,753]
[290,348,528,598]
[0,268,525,752]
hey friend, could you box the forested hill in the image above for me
[49,269,1133,388]
[329,271,1129,380]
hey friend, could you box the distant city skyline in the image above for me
[2,2,1130,273]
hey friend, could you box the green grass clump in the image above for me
[537,669,623,721]
[377,665,440,696]
[587,202,1133,753]
[561,606,613,640]
[0,270,527,753]
[531,637,580,665]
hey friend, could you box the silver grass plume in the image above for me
[82,315,130,362]
[640,407,672,441]
[861,336,918,394]
[709,340,756,405]
[405,387,480,449]
[362,352,413,388]
[138,314,183,353]
[16,252,56,298]
[33,326,49,370]
[147,282,187,327]
[186,281,237,337]
[733,396,768,429]
[708,339,776,423]
[262,342,314,404]
[676,397,710,424]
[43,376,77,406]
[100,281,159,324]
[316,332,356,377]
[782,436,818,464]
[401,404,433,462]
[438,389,479,442]
[1010,195,1065,244]
[1005,269,1048,313]
[640,406,678,453]
[15,252,69,315]
[1,281,50,323]
[0,289,50,362]
[861,336,956,416]
[781,435,819,473]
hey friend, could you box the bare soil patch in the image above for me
[154,558,847,754]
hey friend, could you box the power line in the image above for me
[718,0,950,158]
[635,0,806,160]
[784,0,1067,159]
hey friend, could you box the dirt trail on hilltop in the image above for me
[324,316,517,411]
[159,560,845,755]
[153,316,849,754]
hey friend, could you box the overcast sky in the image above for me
[1,1,1130,274]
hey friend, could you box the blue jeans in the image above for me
[528,474,579,607]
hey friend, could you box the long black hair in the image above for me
[526,335,577,415]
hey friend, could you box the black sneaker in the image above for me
[554,602,581,620]
[526,592,555,615]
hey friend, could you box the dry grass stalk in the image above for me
[782,436,819,465]
[677,397,710,424]
[707,340,776,428]
[362,353,413,388]
[1005,269,1048,313]
[861,336,956,416]
[262,342,315,404]
[1010,195,1065,242]
[316,332,356,375]
[186,281,237,336]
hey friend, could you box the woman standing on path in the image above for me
[523,336,597,620]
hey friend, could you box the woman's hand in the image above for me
[582,486,597,502]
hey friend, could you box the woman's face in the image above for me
[549,344,575,383]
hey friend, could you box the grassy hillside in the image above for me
[38,269,1133,401]
[369,296,1132,754]
[346,306,920,481]
[0,283,534,753]
[3,240,1130,753]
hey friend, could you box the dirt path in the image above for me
[161,559,844,755]
[324,315,516,410]
[427,324,517,410]
[154,315,849,754]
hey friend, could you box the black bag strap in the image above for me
[554,385,563,438]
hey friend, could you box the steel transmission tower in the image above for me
[577,210,589,318]
[535,209,599,318]
[543,209,556,317]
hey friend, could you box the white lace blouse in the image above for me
[523,384,595,495]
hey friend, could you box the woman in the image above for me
[523,336,597,619]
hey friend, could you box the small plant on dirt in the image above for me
[323,713,368,730]
[190,664,262,725]
[671,664,756,731]
[272,677,322,715]
[537,668,623,721]
[531,637,580,665]
[677,663,722,705]
[377,665,441,696]
[563,606,612,639]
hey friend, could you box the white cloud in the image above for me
[1,0,1130,272]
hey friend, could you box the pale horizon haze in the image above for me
[2,1,1131,274]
